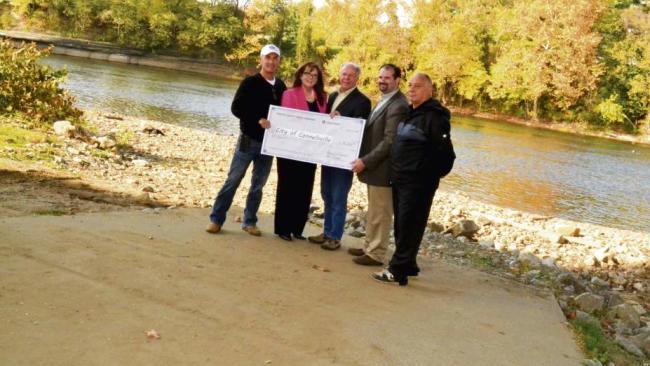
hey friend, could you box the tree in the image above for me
[410,0,495,105]
[488,0,603,119]
[313,0,409,95]
[594,2,650,131]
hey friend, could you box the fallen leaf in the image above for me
[312,264,330,273]
[145,329,161,340]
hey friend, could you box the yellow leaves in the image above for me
[596,95,627,126]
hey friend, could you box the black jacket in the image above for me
[391,98,452,183]
[327,88,371,119]
[231,73,287,142]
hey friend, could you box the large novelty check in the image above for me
[261,105,365,170]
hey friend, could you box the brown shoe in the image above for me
[347,248,364,256]
[353,254,383,266]
[242,225,261,236]
[320,239,341,251]
[206,222,222,234]
[308,233,327,244]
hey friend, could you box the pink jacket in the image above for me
[281,87,327,113]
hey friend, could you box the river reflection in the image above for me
[42,55,650,232]
[42,55,240,135]
[444,117,650,231]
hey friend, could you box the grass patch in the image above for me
[89,148,113,160]
[572,318,642,365]
[0,114,61,164]
[114,129,134,148]
[470,253,501,270]
[0,125,48,146]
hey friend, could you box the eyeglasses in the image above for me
[302,72,319,79]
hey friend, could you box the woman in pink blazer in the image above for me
[275,62,328,241]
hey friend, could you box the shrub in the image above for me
[595,95,628,129]
[0,40,82,124]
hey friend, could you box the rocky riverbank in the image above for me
[4,111,650,363]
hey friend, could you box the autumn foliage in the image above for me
[0,40,81,123]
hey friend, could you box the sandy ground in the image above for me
[0,207,584,365]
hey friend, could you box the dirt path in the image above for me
[0,207,583,365]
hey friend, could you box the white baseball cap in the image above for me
[260,44,281,57]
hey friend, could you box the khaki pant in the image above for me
[364,185,393,262]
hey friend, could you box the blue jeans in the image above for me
[210,135,273,227]
[321,166,353,240]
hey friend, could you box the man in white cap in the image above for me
[206,44,286,236]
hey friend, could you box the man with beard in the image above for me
[349,64,408,266]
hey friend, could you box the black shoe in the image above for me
[293,234,306,240]
[278,234,292,241]
[353,254,383,266]
[406,268,420,277]
[347,248,364,256]
[372,269,408,286]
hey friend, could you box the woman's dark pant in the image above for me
[274,157,316,236]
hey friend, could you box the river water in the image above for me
[42,55,650,233]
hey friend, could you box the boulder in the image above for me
[542,231,568,244]
[574,293,604,313]
[451,250,467,258]
[96,136,116,149]
[132,159,149,168]
[518,253,542,268]
[630,302,647,316]
[135,192,151,204]
[576,310,600,327]
[615,335,645,357]
[555,224,581,237]
[609,273,627,286]
[427,221,445,233]
[557,272,578,286]
[494,241,508,252]
[610,304,641,330]
[53,120,75,136]
[449,220,480,239]
[629,333,650,356]
[478,239,495,250]
[475,215,493,226]
[590,276,610,288]
[143,125,166,135]
[604,292,625,308]
[582,360,602,366]
[541,257,556,269]
[583,256,599,267]
[592,248,610,264]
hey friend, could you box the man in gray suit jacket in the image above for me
[350,64,409,265]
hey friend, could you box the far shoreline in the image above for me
[450,107,650,148]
